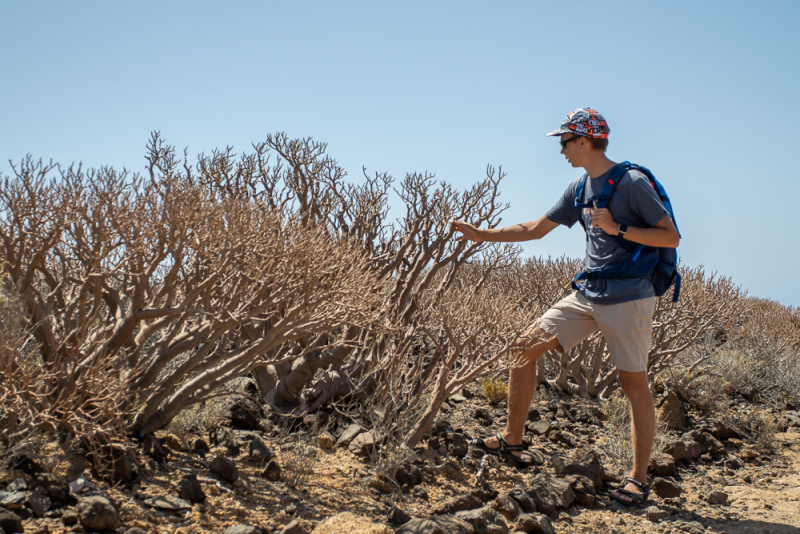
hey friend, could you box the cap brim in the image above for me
[545,128,572,137]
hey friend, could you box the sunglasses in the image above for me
[560,136,583,150]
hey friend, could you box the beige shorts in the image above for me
[537,292,656,372]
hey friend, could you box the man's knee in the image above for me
[618,371,652,402]
[513,326,561,356]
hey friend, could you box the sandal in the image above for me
[467,433,530,466]
[610,477,650,508]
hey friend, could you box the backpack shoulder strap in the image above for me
[573,173,589,229]
[627,163,682,238]
[589,162,632,209]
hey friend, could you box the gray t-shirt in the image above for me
[546,167,669,305]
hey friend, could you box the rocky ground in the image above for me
[2,381,800,534]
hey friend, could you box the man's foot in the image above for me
[467,433,525,461]
[610,477,649,508]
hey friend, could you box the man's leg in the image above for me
[478,326,562,454]
[613,370,655,501]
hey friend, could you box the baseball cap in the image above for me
[546,107,610,138]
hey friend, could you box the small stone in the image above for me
[494,491,523,521]
[348,432,376,457]
[652,478,682,499]
[317,432,335,449]
[646,505,666,522]
[394,464,423,489]
[527,419,552,436]
[209,455,239,483]
[143,495,192,511]
[336,424,364,447]
[0,491,26,509]
[706,491,728,505]
[62,510,79,526]
[366,477,392,494]
[280,519,306,534]
[7,479,28,492]
[248,436,272,462]
[387,506,412,526]
[26,486,52,517]
[262,460,282,481]
[657,391,686,430]
[178,473,206,503]
[163,433,188,451]
[395,516,472,534]
[515,512,555,534]
[0,508,23,533]
[77,496,121,531]
[649,452,676,476]
[412,486,429,500]
[224,524,261,534]
[450,394,467,403]
[191,438,210,453]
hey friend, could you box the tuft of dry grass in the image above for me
[480,377,508,406]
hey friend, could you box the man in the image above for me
[450,107,680,507]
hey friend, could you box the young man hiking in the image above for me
[450,107,680,507]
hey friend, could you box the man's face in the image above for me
[559,134,584,167]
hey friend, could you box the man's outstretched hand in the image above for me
[450,220,483,242]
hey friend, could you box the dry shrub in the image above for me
[480,378,508,406]
[598,393,670,472]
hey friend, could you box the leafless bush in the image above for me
[0,138,383,450]
[599,393,670,472]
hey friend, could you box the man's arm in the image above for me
[591,209,680,248]
[450,215,560,243]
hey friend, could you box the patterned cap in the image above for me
[545,107,610,138]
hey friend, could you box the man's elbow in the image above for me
[669,231,680,248]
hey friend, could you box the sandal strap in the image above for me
[495,434,526,452]
[623,477,649,493]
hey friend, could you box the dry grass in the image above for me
[480,377,509,406]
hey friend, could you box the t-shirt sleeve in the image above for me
[545,180,580,228]
[627,172,670,228]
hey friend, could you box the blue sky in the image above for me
[2,1,798,307]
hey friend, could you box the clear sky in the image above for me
[2,1,798,307]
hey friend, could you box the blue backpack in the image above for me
[572,161,682,302]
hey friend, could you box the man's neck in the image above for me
[583,155,617,179]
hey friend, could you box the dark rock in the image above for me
[224,524,262,534]
[564,474,595,496]
[191,438,210,454]
[143,495,192,511]
[651,477,682,499]
[209,455,239,483]
[515,513,556,534]
[89,444,134,483]
[0,492,26,510]
[387,506,412,526]
[348,432,375,457]
[178,473,206,503]
[77,496,121,531]
[227,401,263,431]
[645,505,666,522]
[31,472,71,504]
[525,474,575,516]
[561,450,608,489]
[433,493,482,515]
[657,391,686,430]
[475,407,493,423]
[444,432,469,458]
[495,491,523,521]
[336,424,364,447]
[648,452,676,476]
[394,464,423,489]
[664,439,701,461]
[248,436,272,463]
[279,520,305,534]
[510,488,537,513]
[396,515,473,534]
[519,448,547,467]
[26,486,51,517]
[0,507,23,533]
[6,480,27,493]
[125,529,149,534]
[683,430,725,455]
[725,457,744,470]
[412,486,429,500]
[453,508,487,532]
[10,455,44,475]
[527,419,552,436]
[548,430,576,447]
[527,407,541,421]
[262,460,282,481]
[62,510,79,526]
[142,433,167,462]
[706,491,728,505]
